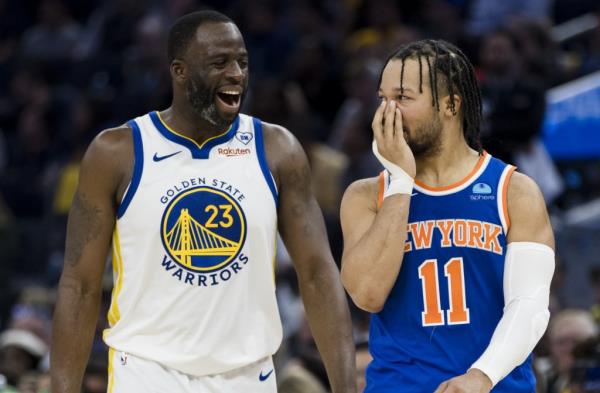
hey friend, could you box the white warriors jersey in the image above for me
[103,111,282,376]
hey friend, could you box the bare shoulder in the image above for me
[507,171,543,200]
[261,121,297,148]
[261,122,303,159]
[341,176,380,215]
[506,171,555,248]
[506,171,546,220]
[261,121,307,186]
[87,125,133,163]
[81,124,134,203]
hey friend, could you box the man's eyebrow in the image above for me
[391,87,416,93]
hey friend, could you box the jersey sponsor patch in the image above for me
[235,131,253,145]
[472,182,492,194]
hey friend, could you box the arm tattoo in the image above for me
[65,192,103,267]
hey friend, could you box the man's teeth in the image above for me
[221,91,240,95]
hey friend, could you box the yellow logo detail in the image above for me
[161,187,246,272]
[165,208,240,268]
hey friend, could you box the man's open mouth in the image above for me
[216,90,241,109]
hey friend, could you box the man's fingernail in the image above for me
[390,100,395,106]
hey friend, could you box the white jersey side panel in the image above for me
[103,112,282,376]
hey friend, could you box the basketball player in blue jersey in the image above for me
[340,40,555,393]
[51,10,356,393]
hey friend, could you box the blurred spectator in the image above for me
[16,370,49,393]
[567,336,600,393]
[115,12,170,121]
[355,340,372,393]
[7,286,53,347]
[20,0,81,65]
[278,318,329,393]
[479,29,546,163]
[579,12,600,76]
[589,267,600,323]
[0,329,47,388]
[467,0,552,36]
[82,355,108,393]
[537,309,599,393]
[507,18,561,85]
[329,58,382,184]
[421,0,464,43]
[479,29,564,203]
[232,0,293,79]
[285,35,345,126]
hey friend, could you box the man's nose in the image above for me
[225,61,244,82]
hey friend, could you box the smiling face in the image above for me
[378,58,444,157]
[180,22,249,128]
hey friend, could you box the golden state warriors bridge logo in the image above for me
[160,183,248,286]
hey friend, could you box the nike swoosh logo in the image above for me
[153,151,181,162]
[259,369,274,381]
[411,192,418,196]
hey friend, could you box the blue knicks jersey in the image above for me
[366,152,535,393]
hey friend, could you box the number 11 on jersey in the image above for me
[418,258,470,326]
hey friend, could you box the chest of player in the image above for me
[405,191,505,256]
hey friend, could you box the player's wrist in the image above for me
[467,368,493,389]
[372,140,415,197]
[383,172,414,198]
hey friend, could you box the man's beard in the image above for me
[185,75,234,129]
[404,115,443,158]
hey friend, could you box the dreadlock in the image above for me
[379,39,483,153]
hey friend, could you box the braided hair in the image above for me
[379,39,483,153]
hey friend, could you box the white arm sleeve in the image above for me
[470,242,555,386]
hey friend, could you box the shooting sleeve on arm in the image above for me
[471,242,555,386]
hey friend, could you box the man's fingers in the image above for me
[394,107,404,141]
[433,380,449,393]
[372,99,386,143]
[384,100,396,142]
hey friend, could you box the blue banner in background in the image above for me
[543,70,600,160]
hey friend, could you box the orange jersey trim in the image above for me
[377,171,385,209]
[415,151,488,192]
[501,165,517,231]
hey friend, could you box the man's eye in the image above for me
[238,59,248,68]
[398,95,410,100]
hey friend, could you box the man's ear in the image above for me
[170,60,187,84]
[441,94,461,118]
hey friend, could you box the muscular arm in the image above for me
[505,172,554,247]
[340,100,414,313]
[437,172,555,393]
[51,127,132,393]
[340,179,410,312]
[264,124,356,393]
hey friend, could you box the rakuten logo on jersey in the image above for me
[217,147,251,157]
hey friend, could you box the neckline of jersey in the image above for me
[149,111,240,159]
[413,151,490,196]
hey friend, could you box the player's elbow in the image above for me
[342,276,387,313]
[349,289,386,313]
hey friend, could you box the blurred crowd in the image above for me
[1,0,600,392]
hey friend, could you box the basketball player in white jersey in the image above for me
[51,10,356,393]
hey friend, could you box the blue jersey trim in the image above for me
[253,117,278,206]
[149,111,240,159]
[117,120,144,218]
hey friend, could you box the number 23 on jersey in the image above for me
[418,258,470,326]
